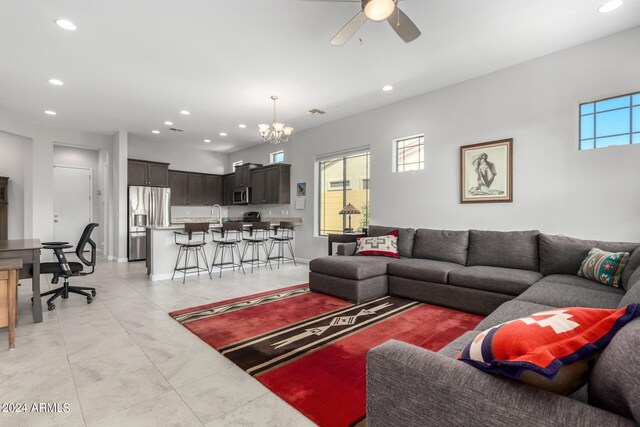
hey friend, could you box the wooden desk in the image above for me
[327,232,366,256]
[0,258,22,349]
[0,239,42,323]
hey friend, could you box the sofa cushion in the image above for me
[412,229,469,265]
[589,318,640,421]
[309,256,393,280]
[368,225,415,258]
[577,248,630,288]
[437,330,480,359]
[387,258,464,284]
[539,233,639,277]
[622,247,640,290]
[516,275,625,308]
[467,229,540,271]
[448,266,543,296]
[476,300,555,330]
[458,305,640,395]
[619,268,640,308]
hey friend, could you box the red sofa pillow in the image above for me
[355,230,400,258]
[458,304,640,394]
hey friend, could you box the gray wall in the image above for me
[229,26,640,261]
[0,131,28,239]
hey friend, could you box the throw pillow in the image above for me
[457,304,640,395]
[355,230,400,258]
[577,248,630,288]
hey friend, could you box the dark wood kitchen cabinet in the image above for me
[234,163,262,189]
[128,159,169,187]
[188,173,205,206]
[250,164,290,204]
[168,171,189,206]
[204,175,223,205]
[223,174,235,206]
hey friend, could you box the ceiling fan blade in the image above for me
[330,11,368,46]
[386,7,421,43]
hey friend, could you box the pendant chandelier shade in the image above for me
[258,96,293,145]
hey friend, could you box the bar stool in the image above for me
[211,223,245,278]
[268,221,297,269]
[241,222,273,273]
[172,223,212,284]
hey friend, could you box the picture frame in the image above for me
[460,138,513,203]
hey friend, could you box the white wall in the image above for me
[0,131,28,239]
[230,27,640,261]
[53,145,103,249]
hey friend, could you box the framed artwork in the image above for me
[460,138,513,203]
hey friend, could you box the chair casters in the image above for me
[91,290,96,297]
[47,303,55,311]
[87,296,93,304]
[51,277,60,285]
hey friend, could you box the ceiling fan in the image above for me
[323,0,421,46]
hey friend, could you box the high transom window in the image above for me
[580,92,640,150]
[394,135,424,172]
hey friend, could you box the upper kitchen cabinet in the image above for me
[128,159,169,187]
[223,173,235,206]
[168,170,189,206]
[251,164,290,204]
[234,163,262,189]
[204,175,223,205]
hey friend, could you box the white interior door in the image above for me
[53,166,92,250]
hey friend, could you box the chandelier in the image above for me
[258,96,293,144]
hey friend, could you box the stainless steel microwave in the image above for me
[233,187,251,204]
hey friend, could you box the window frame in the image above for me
[393,134,425,173]
[579,91,640,150]
[270,150,284,164]
[316,150,370,237]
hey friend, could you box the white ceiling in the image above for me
[1,0,639,152]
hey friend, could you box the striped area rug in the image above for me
[170,284,483,427]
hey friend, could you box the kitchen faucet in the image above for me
[210,204,222,225]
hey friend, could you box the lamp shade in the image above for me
[339,203,361,215]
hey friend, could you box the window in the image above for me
[580,92,640,150]
[318,151,370,236]
[394,135,424,172]
[232,160,243,171]
[270,150,284,164]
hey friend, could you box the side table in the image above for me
[327,232,366,256]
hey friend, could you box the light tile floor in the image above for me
[0,256,317,427]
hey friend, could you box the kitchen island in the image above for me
[146,218,302,281]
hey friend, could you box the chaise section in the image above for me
[388,276,513,315]
[474,300,554,330]
[309,256,394,303]
[387,258,464,284]
[437,330,481,358]
[448,266,543,296]
[516,274,625,308]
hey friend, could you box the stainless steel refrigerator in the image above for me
[128,186,171,261]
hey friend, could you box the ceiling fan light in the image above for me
[273,122,285,132]
[283,127,294,137]
[258,123,270,133]
[364,0,395,21]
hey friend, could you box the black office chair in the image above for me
[33,223,99,311]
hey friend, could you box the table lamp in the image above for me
[339,203,361,233]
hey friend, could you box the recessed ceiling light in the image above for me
[179,110,190,115]
[151,130,160,134]
[382,85,394,92]
[598,0,623,12]
[48,78,64,86]
[219,132,227,136]
[55,19,77,31]
[44,110,57,116]
[238,124,247,128]
[204,139,211,143]
[164,121,173,126]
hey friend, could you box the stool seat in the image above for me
[172,225,212,283]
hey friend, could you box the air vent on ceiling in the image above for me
[306,108,326,116]
[168,127,184,132]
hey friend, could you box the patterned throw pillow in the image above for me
[355,230,400,258]
[578,248,630,288]
[457,304,640,395]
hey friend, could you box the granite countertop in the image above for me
[149,216,303,230]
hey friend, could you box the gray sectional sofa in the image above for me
[308,225,640,426]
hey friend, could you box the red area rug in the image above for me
[170,285,483,426]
